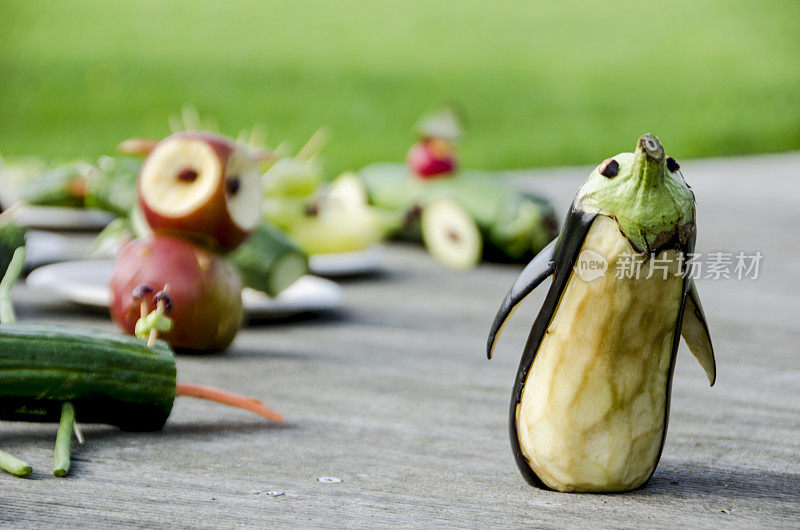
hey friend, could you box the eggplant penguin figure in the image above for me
[487,134,715,493]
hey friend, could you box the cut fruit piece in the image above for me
[138,132,261,251]
[327,172,368,212]
[421,197,482,270]
[288,209,382,255]
[407,139,456,178]
[262,158,320,198]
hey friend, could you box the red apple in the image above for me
[138,132,261,251]
[109,235,244,352]
[407,138,456,178]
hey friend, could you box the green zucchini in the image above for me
[0,323,177,431]
[228,221,309,297]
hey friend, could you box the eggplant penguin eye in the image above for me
[666,156,680,172]
[599,158,619,178]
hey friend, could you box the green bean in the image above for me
[0,449,31,477]
[53,402,75,477]
[0,247,26,325]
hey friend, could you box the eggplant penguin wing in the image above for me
[487,205,598,361]
[681,280,716,385]
[486,238,557,360]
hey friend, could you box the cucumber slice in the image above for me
[421,198,481,270]
[229,222,308,297]
[269,252,309,294]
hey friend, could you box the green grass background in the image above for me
[1,0,798,175]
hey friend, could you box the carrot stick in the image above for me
[176,383,283,423]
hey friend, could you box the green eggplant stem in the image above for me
[0,449,32,477]
[53,402,75,477]
[0,246,26,324]
[632,133,666,189]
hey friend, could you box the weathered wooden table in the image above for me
[2,153,799,527]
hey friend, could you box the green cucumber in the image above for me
[228,222,309,297]
[0,323,176,432]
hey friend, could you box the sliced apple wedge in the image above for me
[138,132,261,251]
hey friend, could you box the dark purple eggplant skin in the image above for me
[486,238,557,360]
[488,202,698,490]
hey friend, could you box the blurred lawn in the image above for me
[1,0,798,175]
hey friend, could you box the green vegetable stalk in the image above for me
[0,449,31,477]
[53,402,76,477]
[0,223,26,280]
[0,246,25,325]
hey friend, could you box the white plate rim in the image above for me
[309,245,384,276]
[25,260,343,317]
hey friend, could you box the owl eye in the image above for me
[226,176,241,195]
[599,158,619,178]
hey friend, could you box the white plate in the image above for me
[25,230,71,268]
[309,246,384,277]
[25,260,343,318]
[10,205,114,231]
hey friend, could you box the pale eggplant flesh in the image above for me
[487,134,715,492]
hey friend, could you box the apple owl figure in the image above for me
[109,132,261,352]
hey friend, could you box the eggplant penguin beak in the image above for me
[633,134,667,189]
